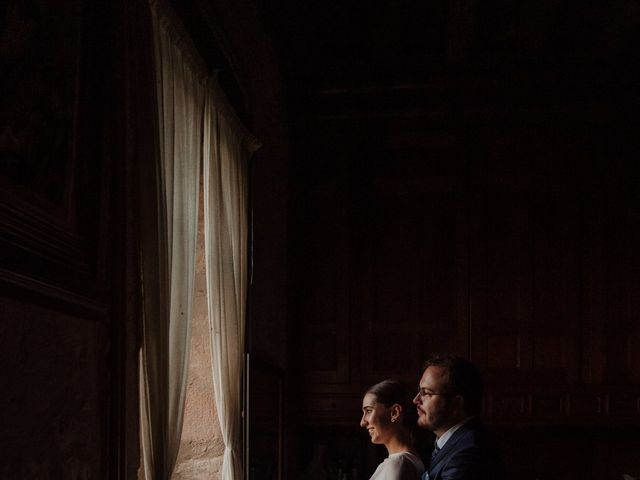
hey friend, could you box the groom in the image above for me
[413,355,504,480]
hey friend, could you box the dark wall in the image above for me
[285,16,640,480]
[288,104,640,480]
[0,0,291,476]
[0,0,147,477]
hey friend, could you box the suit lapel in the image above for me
[429,418,479,475]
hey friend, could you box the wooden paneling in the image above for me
[290,121,640,434]
[0,296,110,475]
[604,181,640,385]
[0,0,103,300]
[0,1,144,477]
[352,179,467,383]
[291,125,471,398]
[249,357,284,479]
[470,134,582,385]
[282,1,640,477]
[290,142,351,385]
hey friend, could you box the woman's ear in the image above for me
[390,404,402,423]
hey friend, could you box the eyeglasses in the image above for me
[416,388,451,398]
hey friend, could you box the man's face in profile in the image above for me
[414,365,456,437]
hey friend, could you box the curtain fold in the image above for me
[139,2,205,478]
[203,79,260,480]
[140,2,260,478]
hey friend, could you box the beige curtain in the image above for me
[203,79,260,480]
[140,1,206,478]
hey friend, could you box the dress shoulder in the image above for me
[370,452,425,480]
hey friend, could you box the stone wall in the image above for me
[172,189,225,479]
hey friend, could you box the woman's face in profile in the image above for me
[360,392,394,444]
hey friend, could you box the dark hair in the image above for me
[422,354,483,415]
[366,379,418,427]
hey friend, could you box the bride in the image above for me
[360,379,425,480]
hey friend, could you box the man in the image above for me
[413,355,504,480]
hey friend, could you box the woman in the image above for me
[360,379,425,480]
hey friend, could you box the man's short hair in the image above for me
[422,354,483,415]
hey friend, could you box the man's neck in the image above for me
[435,418,464,439]
[435,415,473,443]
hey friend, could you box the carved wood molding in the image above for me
[299,385,640,426]
[0,184,89,265]
[0,267,108,319]
[487,386,640,426]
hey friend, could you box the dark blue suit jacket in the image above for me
[422,418,504,480]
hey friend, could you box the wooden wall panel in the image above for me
[353,186,467,383]
[0,1,145,476]
[291,143,351,385]
[289,121,640,446]
[567,392,603,418]
[470,130,582,387]
[604,183,640,385]
[0,296,110,477]
[284,4,640,479]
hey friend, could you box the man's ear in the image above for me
[452,394,465,416]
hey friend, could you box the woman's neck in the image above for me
[385,430,414,455]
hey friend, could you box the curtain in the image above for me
[203,79,260,480]
[139,2,206,478]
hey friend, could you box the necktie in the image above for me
[431,444,441,463]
